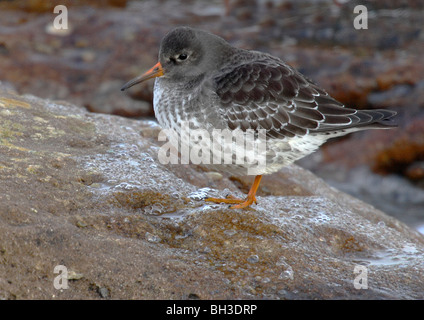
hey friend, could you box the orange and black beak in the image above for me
[121,62,164,91]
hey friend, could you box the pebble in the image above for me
[98,287,110,299]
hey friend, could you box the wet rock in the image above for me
[1,84,423,299]
[405,162,424,183]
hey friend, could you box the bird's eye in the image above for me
[178,53,188,60]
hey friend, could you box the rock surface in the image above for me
[1,84,423,299]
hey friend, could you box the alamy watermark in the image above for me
[53,5,68,30]
[353,265,368,289]
[353,5,368,30]
[52,4,368,32]
[53,264,69,290]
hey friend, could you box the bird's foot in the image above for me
[205,194,257,209]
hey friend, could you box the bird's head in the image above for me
[121,26,233,91]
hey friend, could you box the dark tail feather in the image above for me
[313,108,397,133]
[353,109,398,129]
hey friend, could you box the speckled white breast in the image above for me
[152,78,343,176]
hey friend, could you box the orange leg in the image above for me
[205,175,263,209]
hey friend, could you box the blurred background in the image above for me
[0,0,423,233]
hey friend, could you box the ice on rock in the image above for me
[276,257,294,280]
[145,232,161,243]
[247,255,259,264]
[188,187,218,201]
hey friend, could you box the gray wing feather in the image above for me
[214,58,396,138]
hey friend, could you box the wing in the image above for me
[213,58,358,138]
